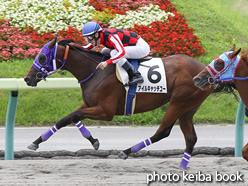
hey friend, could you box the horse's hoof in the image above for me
[118,151,128,159]
[93,139,99,150]
[27,143,39,151]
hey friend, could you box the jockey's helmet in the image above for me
[82,21,102,36]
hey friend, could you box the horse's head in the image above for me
[24,37,62,86]
[193,45,241,90]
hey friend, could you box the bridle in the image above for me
[205,51,242,85]
[32,41,103,83]
[32,42,69,80]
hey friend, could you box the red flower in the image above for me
[0,0,205,61]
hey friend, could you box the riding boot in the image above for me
[122,61,144,86]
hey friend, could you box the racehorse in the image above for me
[25,37,218,169]
[193,44,248,162]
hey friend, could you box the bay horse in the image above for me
[193,44,248,162]
[25,37,215,169]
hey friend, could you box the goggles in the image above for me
[86,35,94,42]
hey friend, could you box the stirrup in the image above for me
[124,77,144,87]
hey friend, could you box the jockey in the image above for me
[82,21,150,86]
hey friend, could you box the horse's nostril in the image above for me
[24,77,30,83]
[193,77,200,82]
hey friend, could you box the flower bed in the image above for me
[0,20,40,61]
[0,0,204,61]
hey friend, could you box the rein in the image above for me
[67,43,105,83]
[214,76,248,82]
[78,56,105,83]
[68,43,100,65]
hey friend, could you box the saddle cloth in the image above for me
[116,58,167,115]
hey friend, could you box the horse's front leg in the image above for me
[27,103,100,151]
[70,104,116,149]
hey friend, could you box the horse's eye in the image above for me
[38,54,47,64]
[214,60,224,71]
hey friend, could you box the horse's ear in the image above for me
[48,37,57,49]
[230,48,241,59]
[229,44,236,51]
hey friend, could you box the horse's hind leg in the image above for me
[118,121,176,159]
[178,106,199,169]
[28,103,99,151]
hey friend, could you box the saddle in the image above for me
[137,56,153,63]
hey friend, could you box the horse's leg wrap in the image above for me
[131,138,152,153]
[118,138,152,159]
[179,152,191,169]
[41,125,58,141]
[28,125,58,151]
[75,121,99,150]
[76,121,91,138]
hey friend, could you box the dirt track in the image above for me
[0,157,247,186]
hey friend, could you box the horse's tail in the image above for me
[212,82,239,101]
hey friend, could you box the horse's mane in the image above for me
[241,48,248,64]
[212,82,239,101]
[58,39,103,57]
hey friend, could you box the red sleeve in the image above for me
[82,43,94,50]
[106,34,126,65]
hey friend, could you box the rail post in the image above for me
[1,78,80,160]
[235,98,245,157]
[5,91,19,160]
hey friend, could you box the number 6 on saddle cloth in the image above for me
[116,58,167,116]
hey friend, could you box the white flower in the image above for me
[0,0,93,33]
[110,4,174,29]
[0,1,174,33]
